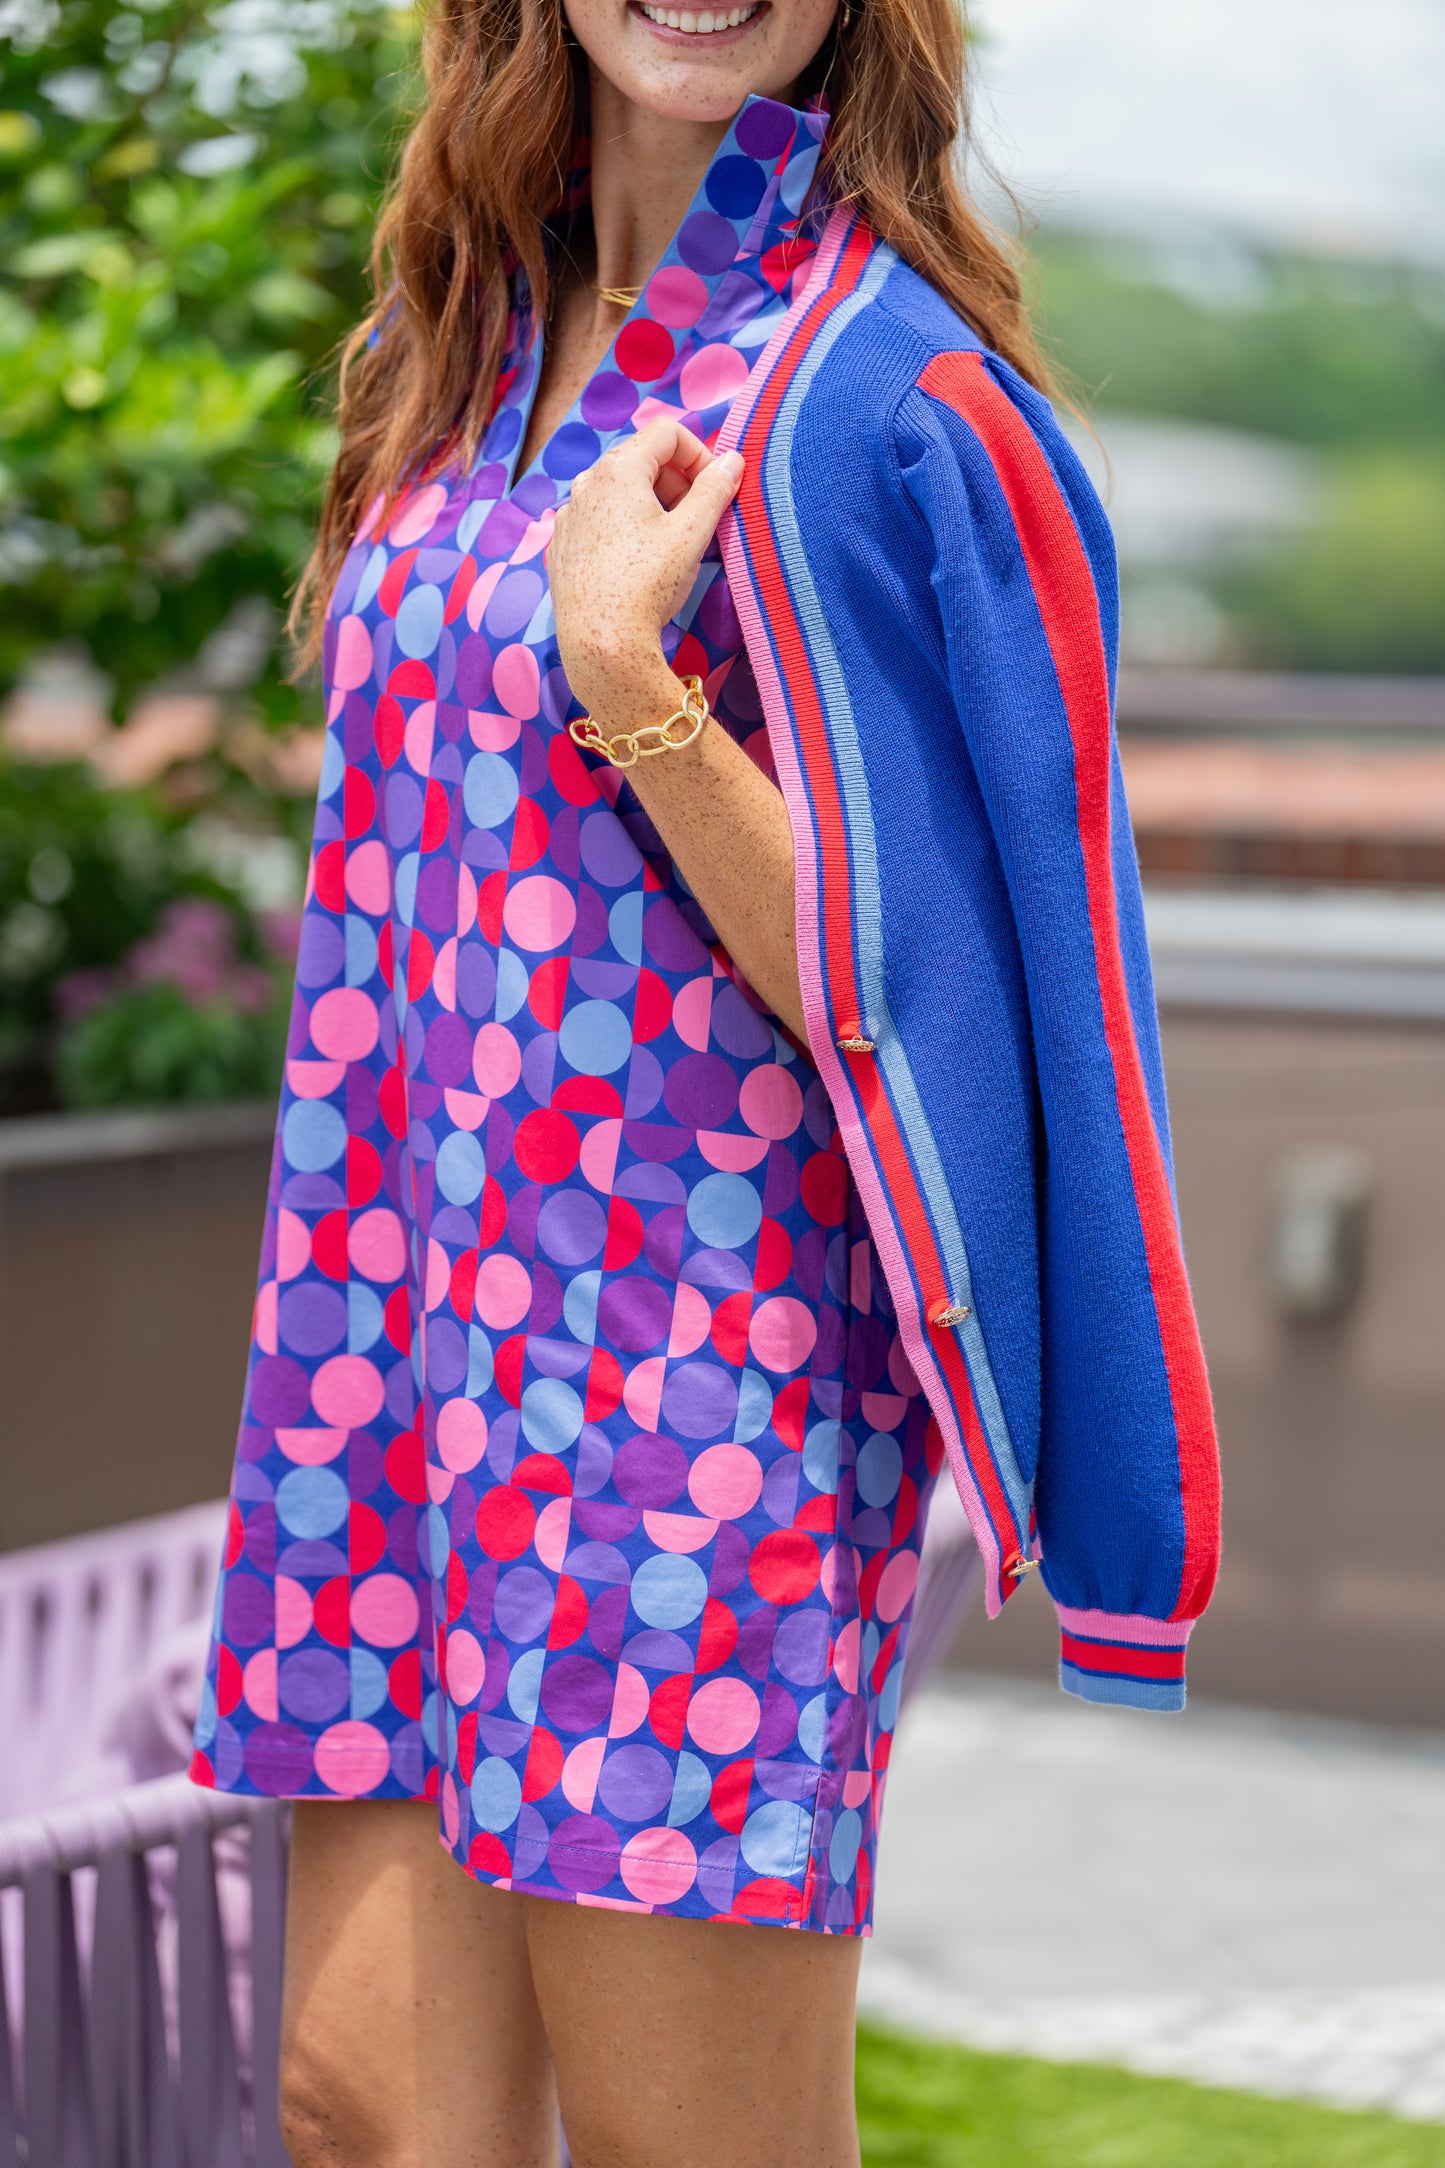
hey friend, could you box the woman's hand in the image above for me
[547,417,744,727]
[544,414,806,1042]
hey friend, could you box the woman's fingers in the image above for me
[625,416,712,492]
[664,448,744,558]
[654,464,691,511]
[594,420,743,547]
[548,425,745,716]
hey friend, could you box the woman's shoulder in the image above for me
[778,244,1111,577]
[778,247,1057,473]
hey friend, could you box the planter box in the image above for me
[0,1104,273,1554]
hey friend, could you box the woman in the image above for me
[190,0,1221,2154]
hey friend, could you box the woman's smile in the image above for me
[630,0,767,44]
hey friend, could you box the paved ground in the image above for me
[859,1677,1445,2123]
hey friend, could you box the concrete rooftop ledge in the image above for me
[0,1099,275,1171]
[1118,668,1445,742]
[1144,885,1445,1019]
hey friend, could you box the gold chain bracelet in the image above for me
[568,675,709,770]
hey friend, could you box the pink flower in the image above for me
[259,908,302,964]
[55,899,280,1026]
[228,964,274,1015]
[128,897,236,1003]
[55,966,114,1020]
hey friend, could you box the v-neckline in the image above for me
[507,261,607,495]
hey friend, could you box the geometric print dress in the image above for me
[190,92,943,1935]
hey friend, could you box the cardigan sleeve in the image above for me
[894,351,1221,1710]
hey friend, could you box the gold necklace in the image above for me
[594,282,643,309]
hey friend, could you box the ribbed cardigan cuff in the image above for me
[1054,1605,1195,1713]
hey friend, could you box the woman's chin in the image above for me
[608,63,778,126]
[583,0,812,124]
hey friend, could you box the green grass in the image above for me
[855,2022,1445,2168]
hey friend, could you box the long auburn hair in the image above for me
[287,0,1059,675]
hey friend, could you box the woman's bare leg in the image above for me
[277,1800,860,2167]
[523,1897,863,2168]
[278,1801,558,2168]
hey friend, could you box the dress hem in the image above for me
[187,1762,872,1935]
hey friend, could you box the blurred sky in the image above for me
[971,0,1445,261]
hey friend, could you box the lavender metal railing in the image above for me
[0,1504,227,1823]
[900,1475,985,1711]
[0,1774,287,2168]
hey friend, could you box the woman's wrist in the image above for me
[571,670,709,771]
[569,646,688,737]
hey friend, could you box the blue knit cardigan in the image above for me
[715,208,1221,1711]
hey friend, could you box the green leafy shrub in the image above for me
[0,755,292,1112]
[0,0,416,725]
[56,970,287,1106]
[0,0,409,1113]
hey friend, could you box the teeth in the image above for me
[640,0,757,27]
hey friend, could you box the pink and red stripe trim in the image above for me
[1060,1632,1188,1685]
[719,221,1028,1609]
